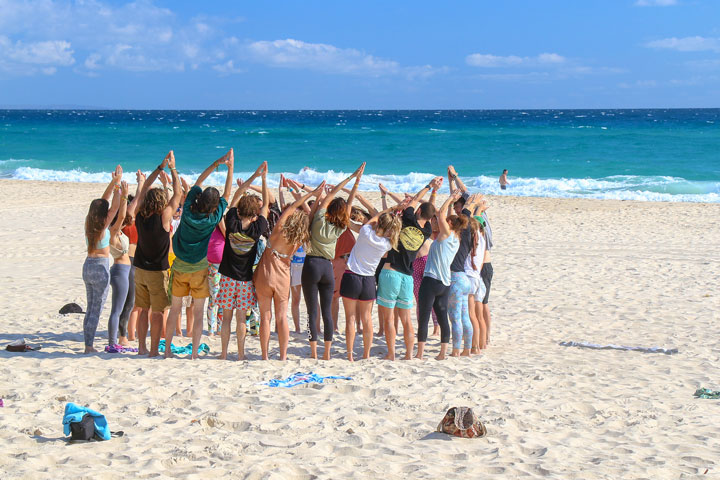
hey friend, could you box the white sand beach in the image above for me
[1,179,719,479]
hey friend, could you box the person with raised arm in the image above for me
[341,204,402,361]
[205,217,226,337]
[415,189,466,361]
[463,196,488,353]
[255,183,325,360]
[376,176,443,360]
[107,180,133,348]
[217,162,269,360]
[164,149,234,359]
[446,165,475,357]
[127,151,182,357]
[302,162,365,360]
[116,172,145,345]
[81,165,124,353]
[281,177,312,333]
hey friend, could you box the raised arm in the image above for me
[104,185,122,230]
[162,152,182,228]
[277,182,325,228]
[196,149,228,188]
[102,165,123,201]
[110,181,129,235]
[319,162,365,211]
[278,174,287,211]
[259,163,269,219]
[230,161,266,208]
[437,189,461,237]
[341,187,377,217]
[408,176,443,210]
[448,165,468,193]
[135,151,171,209]
[247,184,276,205]
[378,183,404,206]
[126,170,146,217]
[365,203,398,226]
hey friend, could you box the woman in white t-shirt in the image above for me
[340,207,402,361]
[465,216,487,354]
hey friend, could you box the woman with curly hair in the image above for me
[218,161,269,360]
[341,206,403,361]
[302,163,365,360]
[254,182,325,360]
[82,165,125,353]
[127,151,183,357]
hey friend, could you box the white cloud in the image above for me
[646,36,720,52]
[0,1,444,80]
[466,52,566,68]
[0,0,216,74]
[635,0,677,6]
[212,60,244,74]
[244,38,445,79]
[0,35,74,74]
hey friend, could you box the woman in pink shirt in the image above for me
[206,219,226,336]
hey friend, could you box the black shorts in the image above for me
[339,271,376,301]
[480,263,493,304]
[500,185,507,190]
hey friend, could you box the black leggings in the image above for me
[302,256,335,342]
[417,276,451,344]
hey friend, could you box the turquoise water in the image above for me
[1,109,719,202]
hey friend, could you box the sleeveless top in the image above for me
[134,213,170,271]
[109,232,130,259]
[86,228,110,250]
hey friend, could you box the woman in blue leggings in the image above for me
[82,166,126,353]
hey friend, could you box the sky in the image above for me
[1,0,719,109]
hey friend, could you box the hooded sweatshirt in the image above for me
[172,185,228,264]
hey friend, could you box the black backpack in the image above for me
[69,414,98,441]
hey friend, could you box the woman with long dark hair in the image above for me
[302,163,364,360]
[82,165,125,353]
[415,189,465,361]
[127,151,183,357]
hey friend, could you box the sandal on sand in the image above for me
[6,339,42,352]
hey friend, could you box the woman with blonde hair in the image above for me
[341,207,402,361]
[82,165,125,353]
[255,183,325,360]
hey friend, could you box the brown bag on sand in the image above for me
[437,407,487,438]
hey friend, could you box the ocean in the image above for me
[1,109,719,202]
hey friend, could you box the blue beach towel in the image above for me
[62,402,111,441]
[262,372,352,388]
[158,339,210,355]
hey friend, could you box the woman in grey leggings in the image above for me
[82,166,126,353]
[108,177,143,346]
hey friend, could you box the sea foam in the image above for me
[6,166,719,203]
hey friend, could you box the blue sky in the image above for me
[1,0,719,108]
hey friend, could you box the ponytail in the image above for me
[377,212,402,250]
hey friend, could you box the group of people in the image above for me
[82,150,494,361]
